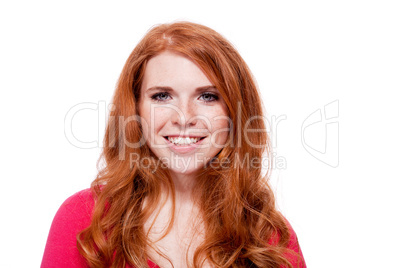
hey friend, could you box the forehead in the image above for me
[141,51,213,90]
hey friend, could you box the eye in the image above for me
[199,92,219,102]
[151,92,171,102]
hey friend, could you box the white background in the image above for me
[1,1,401,267]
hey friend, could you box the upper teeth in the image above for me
[168,137,201,145]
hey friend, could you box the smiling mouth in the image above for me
[164,136,206,146]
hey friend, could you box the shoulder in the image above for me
[52,188,95,227]
[41,189,95,268]
[284,219,307,268]
[51,188,95,239]
[61,188,95,215]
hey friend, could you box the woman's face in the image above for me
[138,51,229,176]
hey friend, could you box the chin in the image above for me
[164,158,203,175]
[169,168,199,177]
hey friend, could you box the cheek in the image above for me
[208,108,230,144]
[139,102,154,142]
[212,120,230,141]
[140,105,169,137]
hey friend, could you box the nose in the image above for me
[171,100,198,127]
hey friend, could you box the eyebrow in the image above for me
[146,85,217,93]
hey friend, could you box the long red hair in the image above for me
[77,21,300,267]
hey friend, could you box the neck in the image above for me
[169,171,197,202]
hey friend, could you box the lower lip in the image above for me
[165,138,205,154]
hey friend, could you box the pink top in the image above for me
[41,189,306,267]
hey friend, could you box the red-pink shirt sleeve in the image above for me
[41,189,94,268]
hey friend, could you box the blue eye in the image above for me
[199,92,218,102]
[151,92,171,102]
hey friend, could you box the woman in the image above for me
[42,22,306,268]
